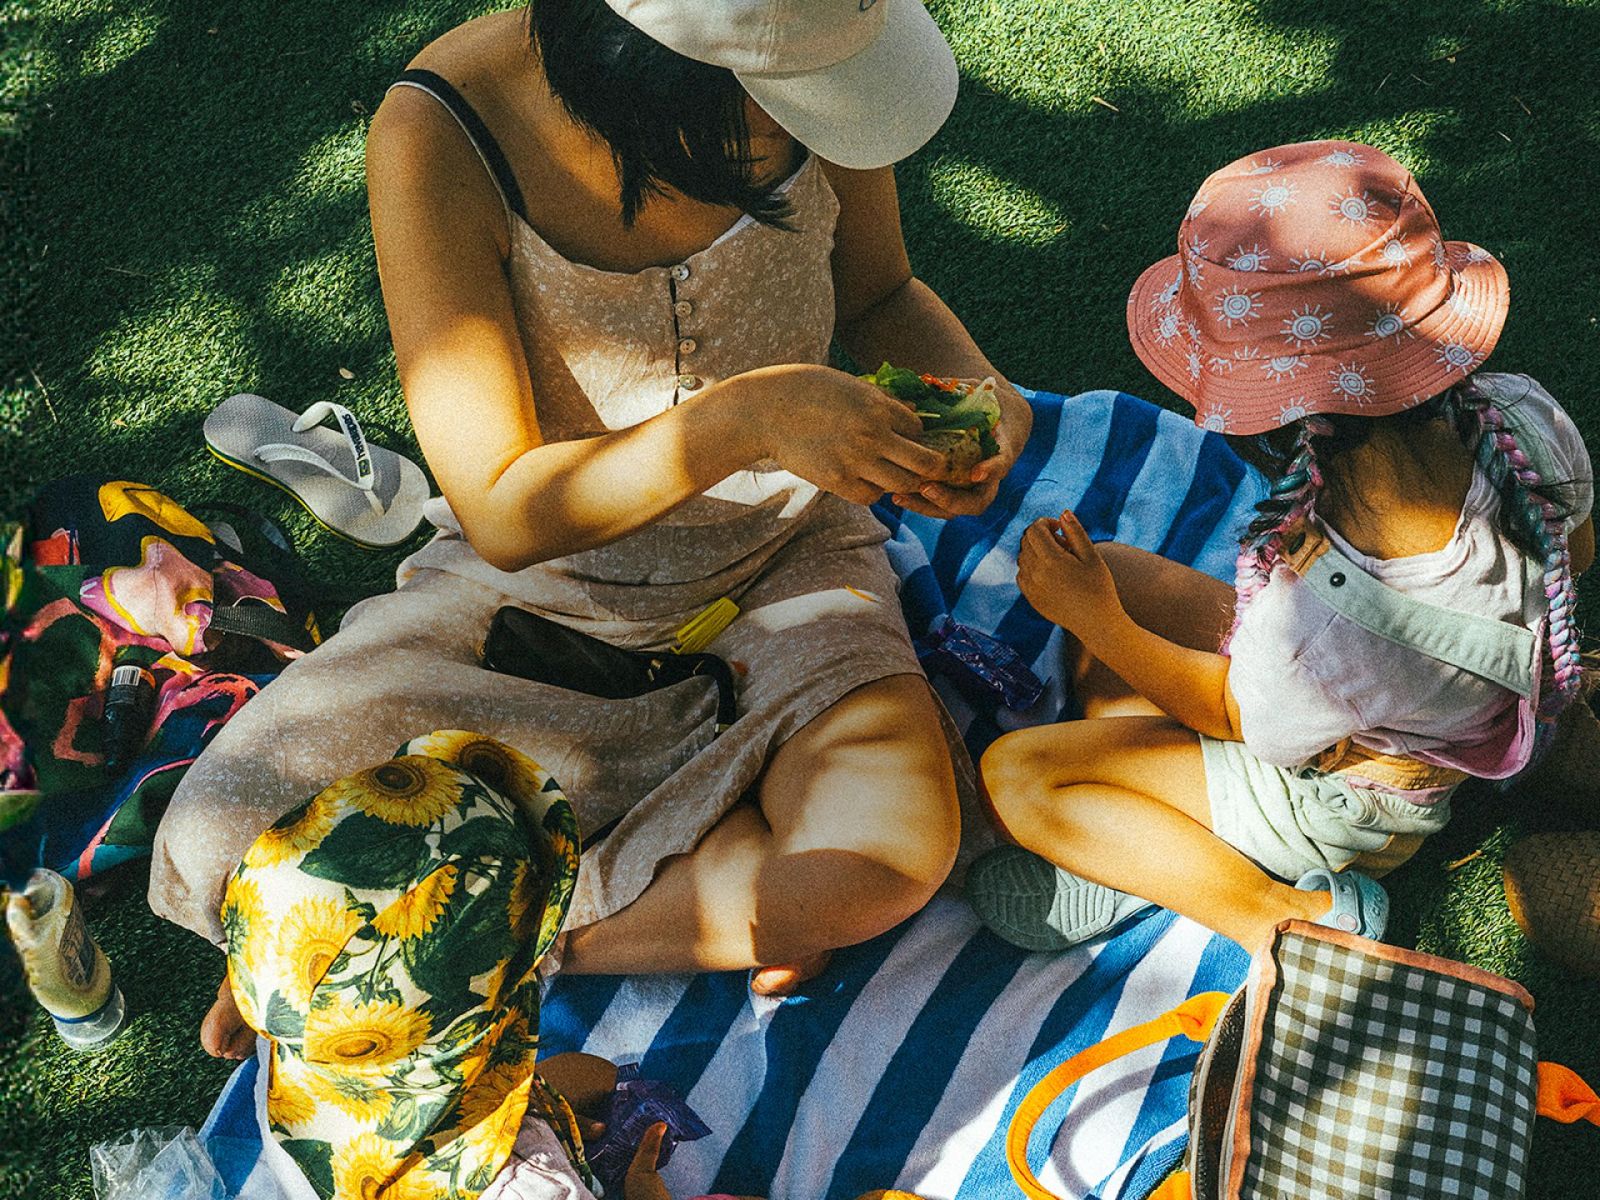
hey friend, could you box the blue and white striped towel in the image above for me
[200,389,1266,1200]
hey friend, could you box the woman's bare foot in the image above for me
[201,975,256,1060]
[749,951,832,997]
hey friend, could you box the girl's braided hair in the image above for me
[1226,375,1583,749]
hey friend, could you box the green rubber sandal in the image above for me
[965,845,1157,953]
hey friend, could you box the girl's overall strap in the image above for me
[1283,530,1540,698]
[388,68,530,225]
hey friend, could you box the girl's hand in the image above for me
[536,1052,616,1143]
[623,1123,674,1200]
[622,1124,769,1200]
[893,379,1030,519]
[740,364,949,506]
[1017,509,1122,633]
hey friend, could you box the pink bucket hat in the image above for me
[1126,140,1509,435]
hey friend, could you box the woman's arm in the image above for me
[369,93,765,570]
[368,96,942,572]
[824,163,1033,518]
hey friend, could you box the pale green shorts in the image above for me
[1200,735,1455,882]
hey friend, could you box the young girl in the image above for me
[968,140,1595,953]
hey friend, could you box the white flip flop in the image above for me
[204,394,430,548]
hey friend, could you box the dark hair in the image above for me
[1227,375,1585,735]
[528,0,795,228]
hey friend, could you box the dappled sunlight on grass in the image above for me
[1333,108,1465,180]
[353,4,485,73]
[933,0,1338,116]
[927,159,1072,247]
[76,2,163,79]
[85,275,259,390]
[1412,822,1528,975]
[231,125,370,244]
[262,230,387,344]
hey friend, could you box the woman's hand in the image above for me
[740,364,949,506]
[892,380,1030,519]
[1016,509,1122,634]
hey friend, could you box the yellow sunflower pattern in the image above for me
[243,794,337,869]
[447,1072,535,1182]
[304,998,433,1069]
[331,1133,427,1200]
[267,1053,321,1129]
[372,864,458,941]
[325,757,465,828]
[223,733,588,1200]
[308,1070,396,1124]
[220,876,267,973]
[277,897,364,1008]
[455,1059,536,1130]
[407,731,549,810]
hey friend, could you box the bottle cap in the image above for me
[51,984,127,1051]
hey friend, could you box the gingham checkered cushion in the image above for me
[1242,932,1538,1199]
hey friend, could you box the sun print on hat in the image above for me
[1126,139,1509,434]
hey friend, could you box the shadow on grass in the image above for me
[6,1,1600,1196]
[10,0,494,593]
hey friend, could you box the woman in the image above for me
[151,0,1032,1056]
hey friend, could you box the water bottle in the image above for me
[5,869,127,1050]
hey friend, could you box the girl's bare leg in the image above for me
[981,715,1329,952]
[1070,544,1236,718]
[562,674,960,983]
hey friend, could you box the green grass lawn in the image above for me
[4,1,1600,1196]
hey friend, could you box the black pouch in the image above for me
[481,606,738,734]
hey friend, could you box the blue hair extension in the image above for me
[1446,379,1581,760]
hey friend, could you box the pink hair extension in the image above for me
[1449,381,1582,753]
[1222,416,1333,650]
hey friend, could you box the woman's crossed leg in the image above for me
[562,673,961,991]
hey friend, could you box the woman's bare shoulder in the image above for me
[365,41,520,257]
[370,11,561,209]
[367,13,539,221]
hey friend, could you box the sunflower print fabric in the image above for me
[223,731,587,1200]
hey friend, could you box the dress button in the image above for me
[1329,572,1346,588]
[674,300,694,318]
[678,337,697,355]
[670,264,691,282]
[676,373,701,390]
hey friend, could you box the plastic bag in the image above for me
[585,1064,711,1197]
[90,1127,226,1200]
[913,615,1046,711]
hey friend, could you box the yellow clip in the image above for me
[673,597,740,654]
[3,524,22,613]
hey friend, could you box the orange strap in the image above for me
[1538,1062,1600,1126]
[1146,1170,1192,1200]
[1006,992,1230,1200]
[1009,1000,1600,1200]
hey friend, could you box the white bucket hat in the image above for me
[604,0,958,169]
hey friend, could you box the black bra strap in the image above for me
[389,68,529,224]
